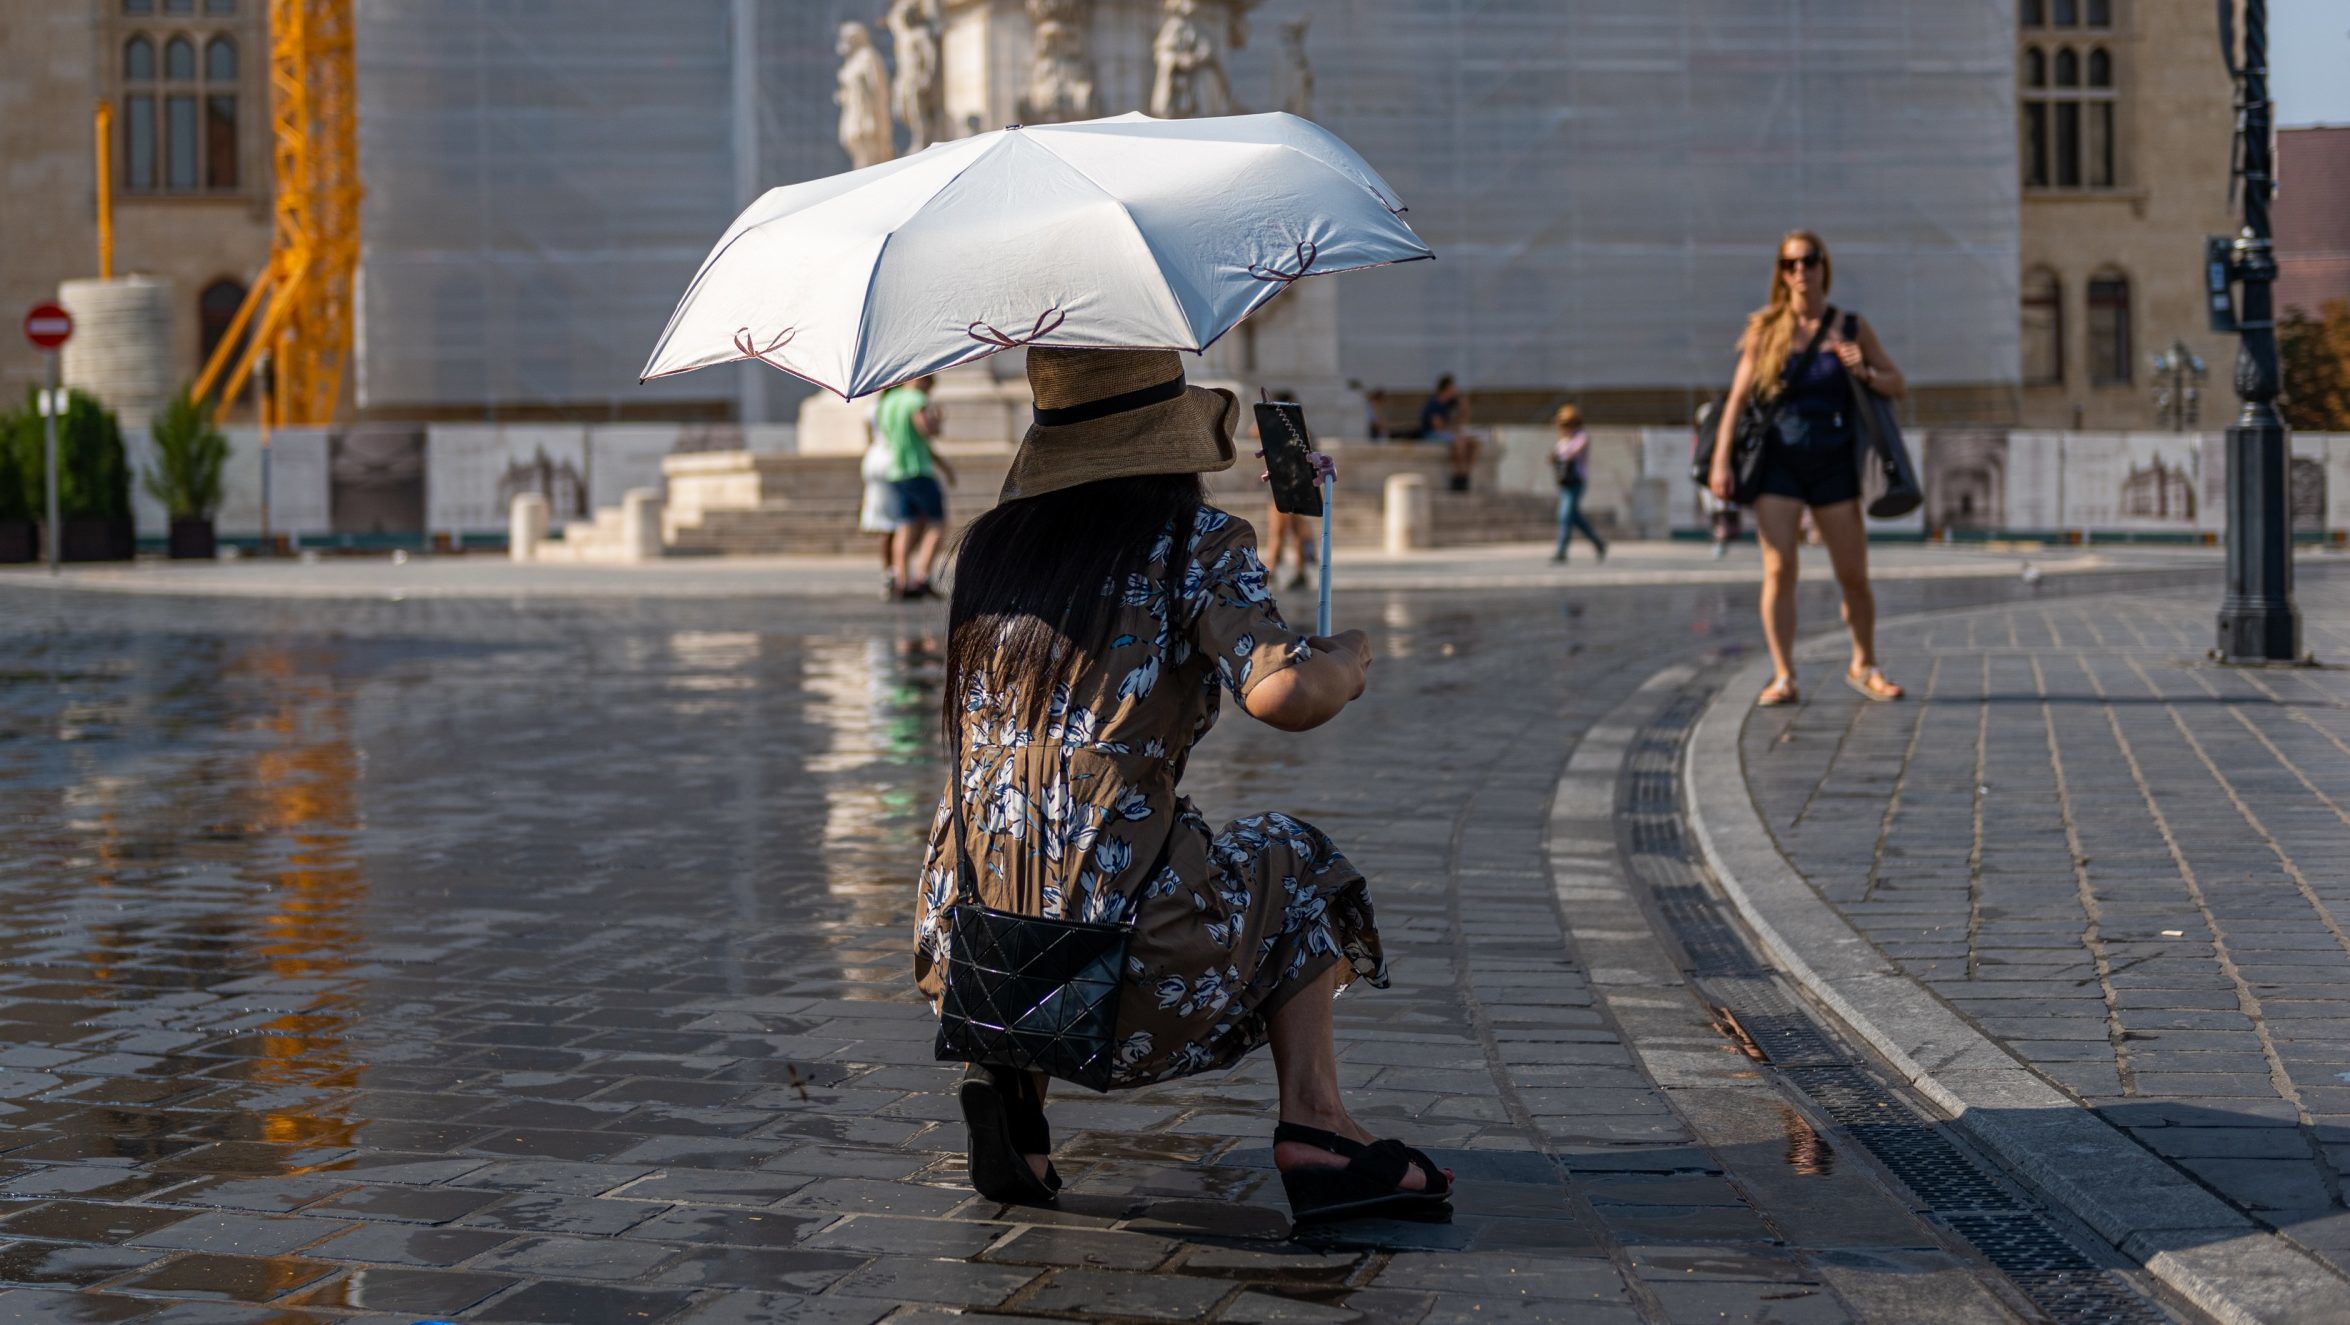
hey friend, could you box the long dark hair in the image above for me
[943,473,1204,738]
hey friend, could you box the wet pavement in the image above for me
[0,560,2236,1322]
[1743,581,2350,1283]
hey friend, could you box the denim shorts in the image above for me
[892,475,946,523]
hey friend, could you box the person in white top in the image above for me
[859,397,902,598]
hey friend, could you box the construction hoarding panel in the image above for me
[425,425,589,536]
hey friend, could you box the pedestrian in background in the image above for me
[1693,400,1740,559]
[859,397,905,599]
[1549,403,1607,564]
[1260,389,1317,590]
[1417,373,1480,491]
[1707,230,1905,707]
[878,374,955,600]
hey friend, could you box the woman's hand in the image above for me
[1244,630,1372,731]
[1709,466,1736,502]
[1834,340,1867,373]
[1308,629,1372,700]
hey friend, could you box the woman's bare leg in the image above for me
[1808,500,1877,672]
[1751,495,1805,687]
[1266,967,1428,1189]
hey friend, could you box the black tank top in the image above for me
[1781,336,1848,418]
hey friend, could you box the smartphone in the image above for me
[1253,401,1324,517]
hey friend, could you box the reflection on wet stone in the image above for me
[0,575,2205,1320]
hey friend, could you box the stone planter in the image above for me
[56,518,136,563]
[168,517,217,560]
[0,519,34,563]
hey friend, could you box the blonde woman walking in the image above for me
[1707,231,1905,707]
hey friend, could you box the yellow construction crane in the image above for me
[191,0,358,427]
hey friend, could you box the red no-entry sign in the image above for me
[22,303,72,350]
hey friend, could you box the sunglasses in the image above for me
[1779,252,1824,273]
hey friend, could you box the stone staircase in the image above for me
[659,442,1560,556]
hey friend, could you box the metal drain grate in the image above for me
[1946,1214,2172,1324]
[1614,683,2174,1325]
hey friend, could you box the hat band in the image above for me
[1032,375,1186,428]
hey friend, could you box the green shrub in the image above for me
[142,387,228,519]
[0,400,28,522]
[3,388,132,521]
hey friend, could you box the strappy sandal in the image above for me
[1845,667,1904,702]
[958,1065,1060,1205]
[1274,1121,1454,1227]
[1756,677,1799,708]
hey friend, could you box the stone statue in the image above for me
[835,22,894,169]
[887,0,944,152]
[1150,0,1255,120]
[1017,0,1100,124]
[1277,16,1313,119]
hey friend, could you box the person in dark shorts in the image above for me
[1416,374,1479,491]
[1706,230,1906,707]
[877,374,956,600]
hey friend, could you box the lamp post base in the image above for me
[2214,606,2301,665]
[2215,417,2300,665]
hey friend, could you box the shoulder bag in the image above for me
[1690,311,1838,504]
[1839,311,1924,520]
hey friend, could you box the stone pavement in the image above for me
[1740,579,2350,1289]
[0,561,2233,1322]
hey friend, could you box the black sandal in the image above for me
[1274,1121,1454,1227]
[958,1065,1060,1205]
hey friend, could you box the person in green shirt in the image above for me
[876,375,955,599]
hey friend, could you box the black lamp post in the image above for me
[2211,0,2300,663]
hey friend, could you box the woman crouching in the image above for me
[913,347,1452,1227]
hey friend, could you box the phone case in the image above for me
[1253,402,1324,517]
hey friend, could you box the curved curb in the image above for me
[1684,647,2350,1325]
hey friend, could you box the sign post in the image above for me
[22,303,73,574]
[256,354,272,555]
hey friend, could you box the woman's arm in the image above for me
[1242,630,1371,733]
[1709,349,1759,497]
[1844,316,1906,400]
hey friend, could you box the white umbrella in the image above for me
[640,111,1431,400]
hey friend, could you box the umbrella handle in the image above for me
[1317,473,1333,638]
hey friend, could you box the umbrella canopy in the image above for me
[641,112,1431,400]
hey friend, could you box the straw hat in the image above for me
[1000,348,1238,501]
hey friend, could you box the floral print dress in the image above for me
[913,506,1388,1089]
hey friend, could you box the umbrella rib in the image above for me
[840,135,1037,396]
[1013,134,1212,350]
[645,138,1000,384]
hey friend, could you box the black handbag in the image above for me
[932,878,1134,1093]
[1841,312,1924,520]
[1691,312,1837,504]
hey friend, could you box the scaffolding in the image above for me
[350,0,2019,419]
[192,0,361,426]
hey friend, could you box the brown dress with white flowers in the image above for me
[913,505,1387,1088]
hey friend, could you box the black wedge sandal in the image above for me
[958,1065,1060,1205]
[1274,1121,1454,1227]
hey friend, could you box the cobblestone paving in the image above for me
[0,565,2211,1323]
[1743,578,2350,1281]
